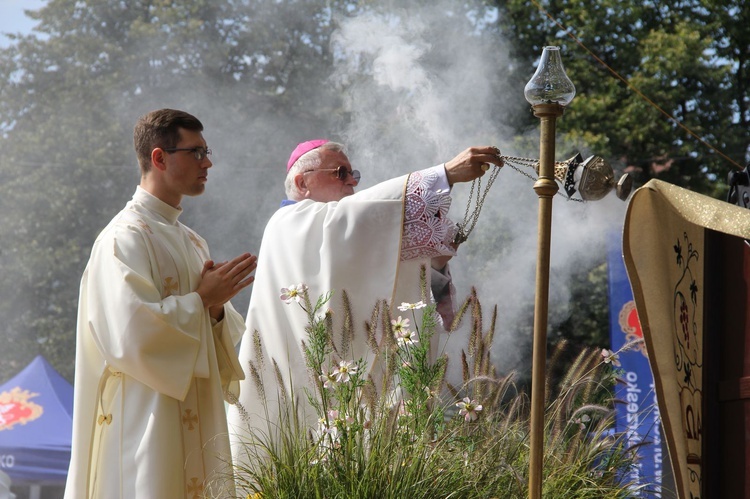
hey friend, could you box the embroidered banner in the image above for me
[623,179,750,498]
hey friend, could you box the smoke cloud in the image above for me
[322,5,626,376]
[176,2,629,379]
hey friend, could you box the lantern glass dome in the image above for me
[524,46,576,106]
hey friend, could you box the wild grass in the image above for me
[226,271,650,498]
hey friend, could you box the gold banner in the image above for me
[623,179,750,498]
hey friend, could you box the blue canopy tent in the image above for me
[0,355,72,486]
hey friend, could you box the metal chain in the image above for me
[453,155,582,245]
[453,164,502,244]
[503,158,539,182]
[503,155,541,168]
[504,157,584,203]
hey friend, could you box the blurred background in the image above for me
[0,0,746,425]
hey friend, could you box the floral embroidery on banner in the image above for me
[671,231,703,491]
[401,169,457,261]
[672,233,701,393]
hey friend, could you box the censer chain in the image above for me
[503,156,584,203]
[453,155,581,244]
[454,164,502,245]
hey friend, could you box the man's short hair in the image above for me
[284,141,346,201]
[133,109,203,173]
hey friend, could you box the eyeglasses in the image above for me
[163,146,212,161]
[304,165,361,183]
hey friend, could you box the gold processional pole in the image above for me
[455,46,632,498]
[523,46,576,499]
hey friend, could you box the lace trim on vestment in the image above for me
[401,168,457,261]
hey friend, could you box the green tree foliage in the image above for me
[496,0,748,197]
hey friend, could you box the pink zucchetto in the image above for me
[287,139,329,172]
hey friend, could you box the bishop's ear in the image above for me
[294,173,307,193]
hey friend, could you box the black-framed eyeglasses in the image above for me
[163,146,212,161]
[304,165,361,183]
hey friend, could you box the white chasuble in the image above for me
[64,187,245,499]
[229,166,457,473]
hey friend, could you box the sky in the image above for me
[0,0,45,47]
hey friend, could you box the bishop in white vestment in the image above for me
[228,141,503,469]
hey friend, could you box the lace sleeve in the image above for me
[400,168,458,261]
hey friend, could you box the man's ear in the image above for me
[151,148,167,172]
[294,173,307,194]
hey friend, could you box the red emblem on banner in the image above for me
[0,387,44,431]
[618,300,647,356]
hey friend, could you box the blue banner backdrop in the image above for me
[607,231,665,496]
